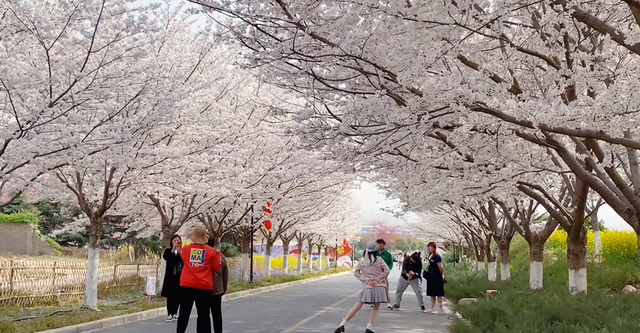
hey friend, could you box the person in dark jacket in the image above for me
[162,234,184,322]
[207,237,229,333]
[388,252,426,312]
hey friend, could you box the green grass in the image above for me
[0,268,350,333]
[447,235,640,333]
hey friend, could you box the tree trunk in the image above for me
[592,209,602,256]
[318,245,324,271]
[213,236,222,250]
[324,247,331,270]
[307,240,314,271]
[282,241,290,275]
[636,229,640,282]
[474,243,485,271]
[498,243,511,281]
[158,235,168,292]
[240,230,251,281]
[297,246,303,274]
[528,240,544,290]
[567,229,588,294]
[486,245,497,282]
[84,221,101,310]
[265,241,273,277]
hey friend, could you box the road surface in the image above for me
[98,267,451,333]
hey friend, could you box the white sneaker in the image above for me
[432,306,443,314]
[172,314,179,321]
[166,316,173,322]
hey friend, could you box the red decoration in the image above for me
[263,207,272,215]
[266,201,273,208]
[343,238,349,247]
[328,243,353,258]
[264,220,273,231]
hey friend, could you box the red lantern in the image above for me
[264,220,273,231]
[263,207,272,215]
[266,201,273,208]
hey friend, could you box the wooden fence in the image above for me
[0,260,160,307]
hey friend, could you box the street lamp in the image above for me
[249,203,255,285]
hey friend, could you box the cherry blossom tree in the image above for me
[188,0,640,294]
[0,0,161,207]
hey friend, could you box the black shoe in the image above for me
[334,325,345,333]
[420,306,426,312]
[365,329,374,333]
[388,304,400,310]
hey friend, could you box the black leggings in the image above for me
[167,295,180,316]
[210,294,223,333]
[176,287,212,333]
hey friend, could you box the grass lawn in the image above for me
[0,268,349,333]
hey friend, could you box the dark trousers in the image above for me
[167,295,180,316]
[176,287,212,333]
[210,294,223,333]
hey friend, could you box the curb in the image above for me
[36,270,352,333]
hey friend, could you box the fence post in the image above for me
[155,263,160,290]
[51,261,57,290]
[9,260,14,293]
[112,264,118,288]
[136,264,141,285]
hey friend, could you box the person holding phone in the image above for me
[388,252,426,312]
[161,234,184,322]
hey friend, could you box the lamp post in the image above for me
[249,204,255,285]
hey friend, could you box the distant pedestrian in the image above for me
[424,242,446,313]
[161,234,184,322]
[334,241,390,333]
[176,224,223,333]
[207,237,229,333]
[396,252,405,269]
[388,252,426,312]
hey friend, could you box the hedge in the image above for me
[0,211,40,225]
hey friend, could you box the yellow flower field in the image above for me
[547,230,638,264]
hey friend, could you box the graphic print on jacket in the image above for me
[180,244,222,291]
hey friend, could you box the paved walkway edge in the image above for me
[36,270,352,333]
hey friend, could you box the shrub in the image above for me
[46,237,64,254]
[0,211,40,225]
[452,288,640,333]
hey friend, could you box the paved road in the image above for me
[98,267,451,333]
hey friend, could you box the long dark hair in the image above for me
[169,234,181,248]
[366,249,378,264]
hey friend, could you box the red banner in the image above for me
[328,242,353,258]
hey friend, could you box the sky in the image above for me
[353,182,634,232]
